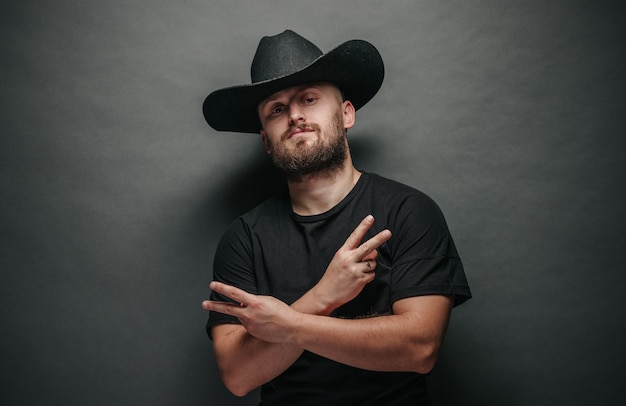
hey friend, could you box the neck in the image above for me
[287,159,361,216]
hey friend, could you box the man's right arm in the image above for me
[210,293,331,397]
[208,215,390,396]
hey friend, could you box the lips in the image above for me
[286,126,314,140]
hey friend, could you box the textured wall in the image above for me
[2,1,625,405]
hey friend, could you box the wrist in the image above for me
[292,285,337,316]
[309,286,339,315]
[286,311,307,346]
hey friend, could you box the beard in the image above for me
[267,110,348,182]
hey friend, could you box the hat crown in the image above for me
[251,30,323,83]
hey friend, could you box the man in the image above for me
[201,30,471,405]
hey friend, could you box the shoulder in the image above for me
[363,173,443,216]
[239,196,291,227]
[220,196,291,241]
[365,172,433,198]
[214,197,289,263]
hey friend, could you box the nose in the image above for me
[288,103,305,125]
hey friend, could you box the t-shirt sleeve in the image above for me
[205,218,258,337]
[388,192,471,307]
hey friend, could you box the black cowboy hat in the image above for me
[202,30,385,134]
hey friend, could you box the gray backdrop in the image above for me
[2,1,624,405]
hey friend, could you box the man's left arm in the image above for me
[295,294,452,373]
[205,282,452,374]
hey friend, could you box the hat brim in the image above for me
[203,39,384,134]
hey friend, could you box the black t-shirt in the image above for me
[207,172,471,405]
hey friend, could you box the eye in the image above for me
[269,105,286,116]
[302,95,318,105]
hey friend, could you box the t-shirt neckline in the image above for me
[291,172,369,224]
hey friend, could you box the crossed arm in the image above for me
[201,215,452,397]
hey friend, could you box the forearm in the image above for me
[211,291,336,396]
[289,312,440,374]
[287,295,453,374]
[212,325,302,396]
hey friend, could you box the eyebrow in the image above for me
[259,94,285,113]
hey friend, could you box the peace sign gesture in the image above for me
[309,215,392,312]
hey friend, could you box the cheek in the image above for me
[263,118,287,135]
[262,128,285,153]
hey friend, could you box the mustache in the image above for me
[281,123,319,141]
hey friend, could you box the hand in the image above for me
[202,281,301,344]
[311,215,392,311]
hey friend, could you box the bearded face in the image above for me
[265,109,348,181]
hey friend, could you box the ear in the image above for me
[260,130,271,154]
[342,100,356,130]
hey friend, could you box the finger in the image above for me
[343,215,375,249]
[201,300,244,316]
[362,249,379,262]
[357,229,392,260]
[362,264,377,281]
[210,281,254,306]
